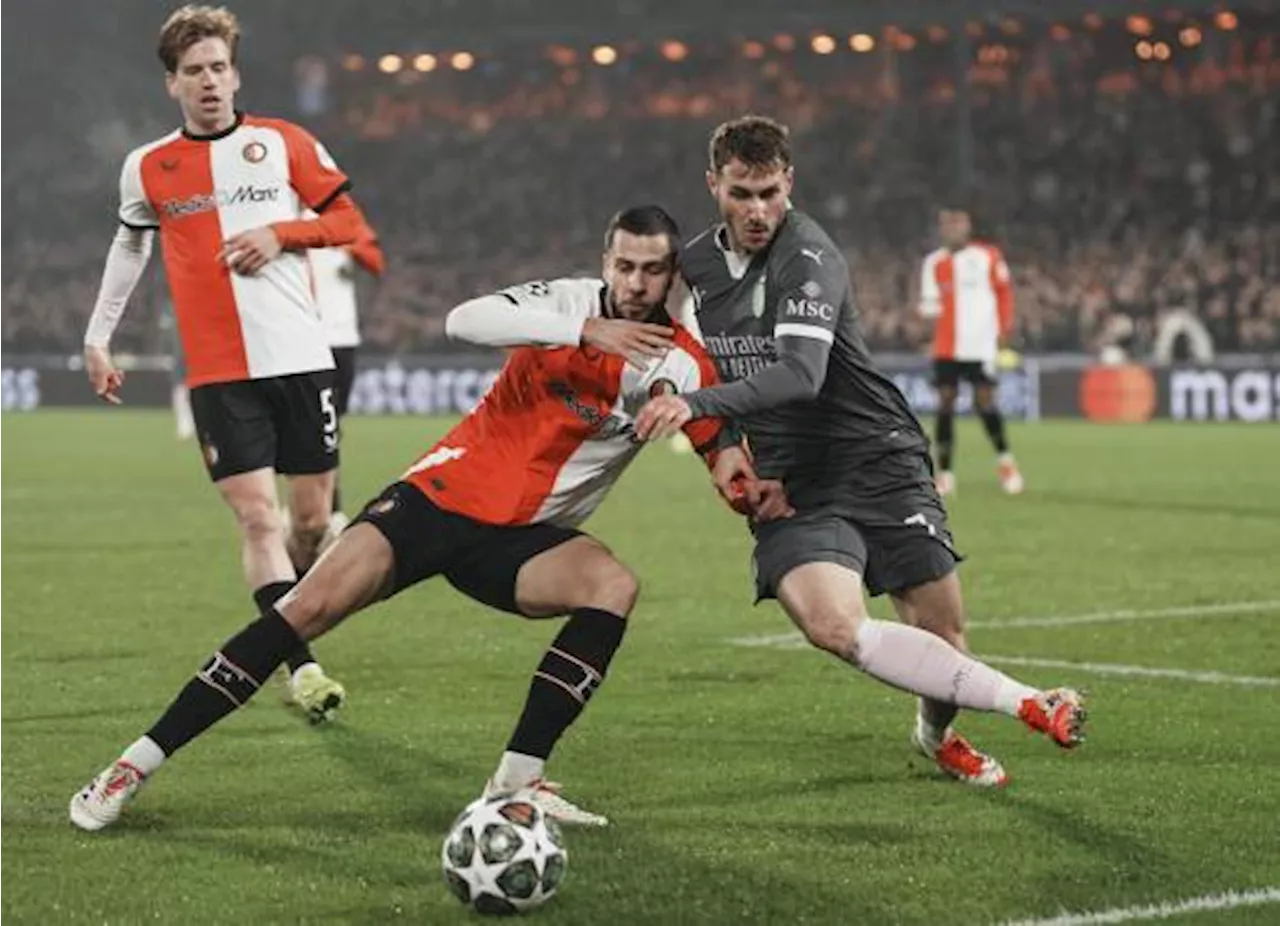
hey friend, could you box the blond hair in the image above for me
[157,5,240,73]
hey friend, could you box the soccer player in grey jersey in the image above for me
[637,116,1086,786]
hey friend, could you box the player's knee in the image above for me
[578,558,640,616]
[235,498,284,543]
[798,605,863,658]
[276,582,336,639]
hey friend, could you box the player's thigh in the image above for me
[349,481,469,600]
[858,453,963,599]
[775,561,870,656]
[285,470,336,529]
[512,535,639,618]
[271,370,340,478]
[214,466,282,534]
[932,360,962,403]
[445,526,618,618]
[189,379,277,482]
[890,571,967,646]
[276,521,396,640]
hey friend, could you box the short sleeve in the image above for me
[280,122,351,212]
[771,248,847,346]
[118,151,159,230]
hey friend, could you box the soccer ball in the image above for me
[441,792,568,915]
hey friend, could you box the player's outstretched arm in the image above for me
[83,224,155,404]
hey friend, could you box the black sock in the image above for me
[935,410,956,471]
[979,408,1009,454]
[506,609,628,760]
[146,609,301,755]
[253,581,316,674]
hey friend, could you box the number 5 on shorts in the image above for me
[320,386,338,450]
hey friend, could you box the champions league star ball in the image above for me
[441,792,568,915]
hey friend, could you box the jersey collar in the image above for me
[182,111,245,142]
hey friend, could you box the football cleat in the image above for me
[484,778,609,828]
[287,664,346,725]
[935,470,957,498]
[913,729,1009,788]
[1018,688,1087,748]
[998,455,1025,495]
[69,759,146,831]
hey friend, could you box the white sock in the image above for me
[852,620,1038,717]
[121,735,167,777]
[492,751,545,792]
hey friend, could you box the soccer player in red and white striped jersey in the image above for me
[80,5,373,719]
[920,204,1024,496]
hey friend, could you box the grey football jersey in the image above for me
[681,211,927,486]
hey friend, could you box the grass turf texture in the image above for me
[3,412,1278,925]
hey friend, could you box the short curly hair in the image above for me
[158,5,240,73]
[708,115,791,173]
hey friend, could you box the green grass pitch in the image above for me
[3,411,1278,924]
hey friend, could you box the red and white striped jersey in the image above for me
[118,114,348,386]
[919,242,1013,362]
[403,278,726,528]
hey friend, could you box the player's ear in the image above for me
[705,169,718,198]
[230,65,242,94]
[165,71,179,100]
[783,166,795,194]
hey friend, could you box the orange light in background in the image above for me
[1135,40,1154,60]
[742,40,765,59]
[341,54,365,71]
[1126,15,1153,36]
[926,25,948,43]
[811,34,837,55]
[591,45,617,65]
[377,54,402,74]
[1050,24,1072,41]
[413,53,437,73]
[965,21,984,38]
[772,33,796,52]
[1215,11,1238,30]
[1179,27,1203,47]
[893,32,917,51]
[1083,13,1104,30]
[1000,18,1022,35]
[660,40,688,62]
[1153,41,1172,60]
[849,33,875,53]
[547,45,577,66]
[450,51,475,71]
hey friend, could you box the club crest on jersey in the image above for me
[202,441,220,468]
[242,141,268,164]
[368,497,397,516]
[648,378,679,398]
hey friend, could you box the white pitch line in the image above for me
[997,885,1280,926]
[726,599,1280,649]
[984,655,1279,688]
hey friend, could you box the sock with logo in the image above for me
[505,609,628,760]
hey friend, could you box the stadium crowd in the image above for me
[4,16,1277,356]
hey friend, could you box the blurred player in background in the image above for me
[81,4,375,721]
[638,117,1084,788]
[919,204,1023,496]
[70,205,781,832]
[159,300,196,440]
[306,215,386,545]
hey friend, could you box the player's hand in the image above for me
[712,445,758,513]
[581,317,673,369]
[84,345,124,405]
[635,394,692,441]
[218,227,283,275]
[750,479,795,522]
